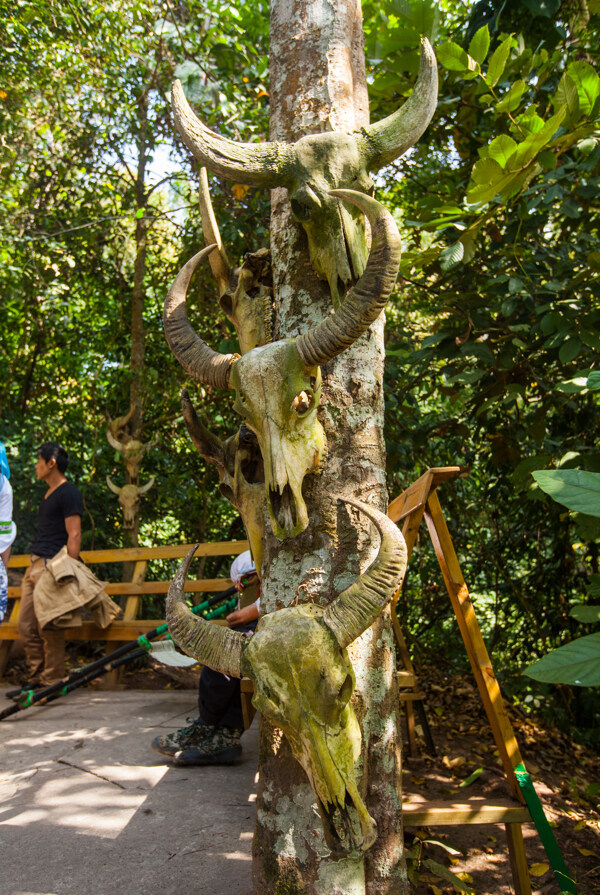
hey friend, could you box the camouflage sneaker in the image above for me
[173,725,243,766]
[151,717,215,758]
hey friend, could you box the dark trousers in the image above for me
[197,620,256,730]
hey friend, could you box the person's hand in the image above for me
[226,603,259,627]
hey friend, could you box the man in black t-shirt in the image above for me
[18,442,84,686]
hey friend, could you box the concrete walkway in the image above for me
[0,687,257,895]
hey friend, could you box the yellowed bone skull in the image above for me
[166,497,408,857]
[244,603,373,855]
[164,191,401,540]
[172,41,436,303]
[231,341,325,538]
[106,476,155,529]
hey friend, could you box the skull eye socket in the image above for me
[291,198,312,222]
[338,673,353,707]
[219,293,234,317]
[291,390,313,415]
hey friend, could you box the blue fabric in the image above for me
[0,443,10,480]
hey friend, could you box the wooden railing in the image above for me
[0,539,249,673]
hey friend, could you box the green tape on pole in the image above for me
[205,598,237,620]
[514,763,577,893]
[138,635,152,651]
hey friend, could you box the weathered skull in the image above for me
[106,476,155,529]
[181,389,266,569]
[164,190,401,539]
[106,426,158,483]
[231,341,325,538]
[166,497,408,857]
[172,40,437,303]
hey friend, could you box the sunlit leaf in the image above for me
[570,605,600,623]
[533,469,600,516]
[529,863,550,877]
[437,41,478,74]
[524,633,600,686]
[486,36,513,87]
[468,26,490,64]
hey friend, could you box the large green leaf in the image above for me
[437,41,478,74]
[532,470,600,516]
[566,61,600,117]
[570,605,600,623]
[468,25,490,64]
[485,35,513,87]
[523,633,600,686]
[487,134,518,169]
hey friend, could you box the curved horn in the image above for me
[106,475,120,496]
[363,38,438,169]
[138,476,155,495]
[181,389,226,473]
[166,545,245,677]
[163,245,239,389]
[322,497,407,649]
[172,80,293,187]
[296,191,401,366]
[199,167,231,296]
[106,427,124,452]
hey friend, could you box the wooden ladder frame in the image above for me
[388,467,533,895]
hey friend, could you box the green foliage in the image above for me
[533,469,600,515]
[0,0,269,562]
[365,0,600,742]
[524,632,600,685]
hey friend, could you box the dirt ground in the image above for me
[400,667,600,895]
[4,648,599,894]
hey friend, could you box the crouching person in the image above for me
[152,550,259,766]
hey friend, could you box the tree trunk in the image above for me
[253,2,407,893]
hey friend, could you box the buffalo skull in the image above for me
[164,190,401,539]
[181,389,266,570]
[172,40,437,303]
[106,476,155,529]
[167,497,408,857]
[106,428,158,483]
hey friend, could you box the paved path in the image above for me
[0,687,257,895]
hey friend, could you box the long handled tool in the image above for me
[0,587,237,722]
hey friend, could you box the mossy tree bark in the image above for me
[253,1,407,893]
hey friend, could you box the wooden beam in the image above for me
[424,491,525,799]
[402,799,531,826]
[7,577,235,599]
[7,540,249,568]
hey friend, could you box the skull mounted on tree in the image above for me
[163,190,401,540]
[167,497,407,857]
[171,40,436,304]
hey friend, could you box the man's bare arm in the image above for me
[65,515,82,559]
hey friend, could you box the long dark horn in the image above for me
[164,245,239,389]
[363,38,438,169]
[198,167,231,296]
[296,191,401,366]
[166,545,245,677]
[172,80,294,186]
[181,389,226,473]
[322,498,407,649]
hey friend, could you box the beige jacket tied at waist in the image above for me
[33,546,122,630]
